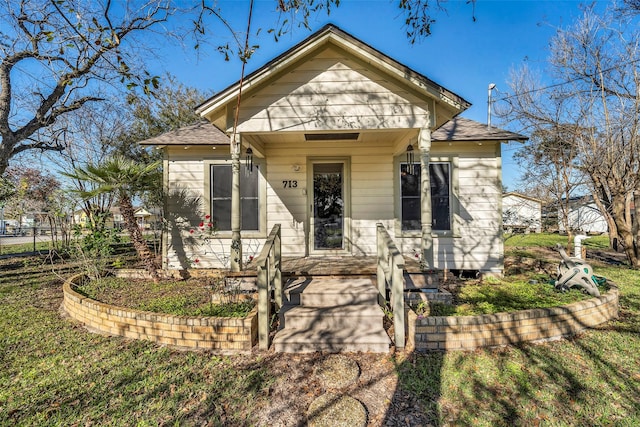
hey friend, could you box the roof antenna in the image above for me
[487,83,496,129]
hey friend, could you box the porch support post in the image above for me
[230,133,243,272]
[419,126,434,269]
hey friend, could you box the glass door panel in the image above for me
[313,163,344,250]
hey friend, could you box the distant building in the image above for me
[559,196,608,234]
[134,207,162,230]
[73,206,160,230]
[502,192,542,233]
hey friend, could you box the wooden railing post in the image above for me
[375,223,406,350]
[257,262,270,350]
[392,259,405,349]
[376,224,387,307]
[274,228,282,310]
[255,224,282,351]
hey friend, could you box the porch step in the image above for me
[284,276,379,307]
[274,276,390,353]
[280,305,385,331]
[273,327,390,353]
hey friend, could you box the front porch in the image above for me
[223,224,437,353]
[234,255,425,277]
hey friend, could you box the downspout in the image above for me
[419,124,434,269]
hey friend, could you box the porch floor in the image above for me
[236,255,424,277]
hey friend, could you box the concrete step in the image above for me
[275,275,389,353]
[273,326,390,353]
[285,276,378,307]
[280,304,385,330]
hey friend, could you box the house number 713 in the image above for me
[283,180,298,188]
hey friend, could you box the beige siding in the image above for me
[265,155,307,256]
[398,143,504,272]
[450,146,503,271]
[163,147,265,270]
[164,141,505,272]
[234,48,432,133]
[265,138,395,257]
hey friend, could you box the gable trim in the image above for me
[196,24,470,120]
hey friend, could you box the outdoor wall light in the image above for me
[245,147,254,172]
[406,144,416,175]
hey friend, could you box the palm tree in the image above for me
[66,155,162,282]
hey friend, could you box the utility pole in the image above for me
[488,83,496,129]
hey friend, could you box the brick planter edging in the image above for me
[407,286,619,351]
[62,274,258,352]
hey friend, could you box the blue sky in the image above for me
[150,0,602,190]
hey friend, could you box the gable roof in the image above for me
[432,117,528,142]
[138,120,229,146]
[503,192,543,204]
[196,24,471,122]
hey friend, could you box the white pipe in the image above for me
[574,234,589,259]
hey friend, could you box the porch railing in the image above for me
[255,224,282,350]
[376,223,405,349]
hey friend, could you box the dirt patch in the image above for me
[504,246,627,277]
[307,393,367,427]
[251,352,430,427]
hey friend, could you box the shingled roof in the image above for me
[431,117,527,142]
[138,120,230,146]
[139,117,527,147]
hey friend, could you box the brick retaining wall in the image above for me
[407,286,619,351]
[62,274,258,352]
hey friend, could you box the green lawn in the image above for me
[1,244,639,426]
[505,232,610,249]
[425,277,594,316]
[0,257,270,426]
[397,259,640,426]
[0,240,54,256]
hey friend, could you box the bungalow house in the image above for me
[142,24,527,276]
[502,192,543,233]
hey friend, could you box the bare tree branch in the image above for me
[0,0,174,175]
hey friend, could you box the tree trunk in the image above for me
[118,193,160,282]
[611,193,640,268]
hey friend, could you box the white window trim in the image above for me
[394,155,460,238]
[203,158,267,239]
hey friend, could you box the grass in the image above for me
[76,276,256,318]
[398,250,640,426]
[194,300,256,317]
[505,232,610,249]
[0,240,54,255]
[421,276,594,316]
[1,242,639,426]
[0,257,271,426]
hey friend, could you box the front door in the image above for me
[310,161,348,253]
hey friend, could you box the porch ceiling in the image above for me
[242,128,416,159]
[244,128,415,145]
